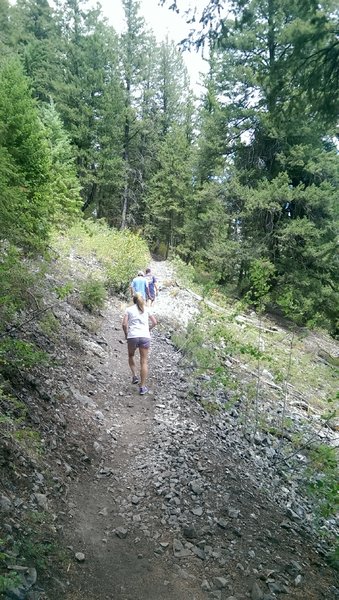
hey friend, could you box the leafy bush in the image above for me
[80,278,107,312]
[0,571,20,594]
[307,444,339,518]
[171,256,196,285]
[0,339,48,375]
[13,429,42,457]
[245,259,275,311]
[0,245,44,330]
[39,312,60,337]
[105,228,149,294]
[53,220,150,294]
[328,544,339,571]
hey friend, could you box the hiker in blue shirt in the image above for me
[130,271,148,300]
[145,267,158,306]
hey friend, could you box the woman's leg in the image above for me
[139,346,149,388]
[127,341,137,378]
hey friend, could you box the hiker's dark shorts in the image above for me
[127,337,150,352]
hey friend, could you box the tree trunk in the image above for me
[82,182,97,213]
[121,78,131,230]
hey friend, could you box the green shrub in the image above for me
[53,220,150,295]
[0,572,21,593]
[55,282,74,300]
[201,400,220,414]
[307,444,339,517]
[328,543,339,571]
[0,245,44,330]
[13,429,42,455]
[0,387,27,425]
[0,339,48,375]
[171,256,198,290]
[39,312,60,337]
[80,278,107,312]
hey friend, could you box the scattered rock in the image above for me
[75,552,85,562]
[251,581,264,600]
[0,495,12,512]
[34,493,48,510]
[214,576,228,589]
[115,527,128,539]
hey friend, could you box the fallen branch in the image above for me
[276,413,338,464]
[182,286,285,333]
[227,355,318,414]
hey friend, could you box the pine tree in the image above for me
[192,0,339,329]
[0,0,12,51]
[133,35,194,228]
[39,100,81,225]
[145,126,193,257]
[10,0,61,102]
[53,0,126,216]
[120,0,149,228]
[0,57,52,249]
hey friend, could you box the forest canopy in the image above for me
[0,0,338,333]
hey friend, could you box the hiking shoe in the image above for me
[132,375,139,384]
[139,386,148,395]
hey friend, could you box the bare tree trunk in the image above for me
[253,313,263,436]
[81,182,97,213]
[280,331,295,439]
[121,179,129,229]
[121,60,131,229]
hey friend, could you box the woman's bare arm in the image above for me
[122,314,128,338]
[149,315,157,330]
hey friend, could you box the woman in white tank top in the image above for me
[122,294,157,395]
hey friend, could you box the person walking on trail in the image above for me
[122,293,157,395]
[130,270,148,300]
[145,267,158,306]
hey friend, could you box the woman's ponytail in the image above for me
[133,293,145,313]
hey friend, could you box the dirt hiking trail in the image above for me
[41,261,338,600]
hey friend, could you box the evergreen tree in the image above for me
[10,0,61,102]
[133,35,194,228]
[0,0,12,51]
[192,0,339,330]
[54,0,125,215]
[94,47,126,226]
[156,36,191,134]
[40,100,81,225]
[118,3,193,229]
[0,57,52,249]
[119,0,149,228]
[145,126,193,257]
[194,45,230,184]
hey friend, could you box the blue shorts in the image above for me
[127,337,150,351]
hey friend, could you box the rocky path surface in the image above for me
[42,261,338,600]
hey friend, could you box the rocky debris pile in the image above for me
[87,328,337,600]
[151,260,339,547]
[149,260,200,329]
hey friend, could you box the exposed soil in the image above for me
[1,260,338,600]
[40,262,338,600]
